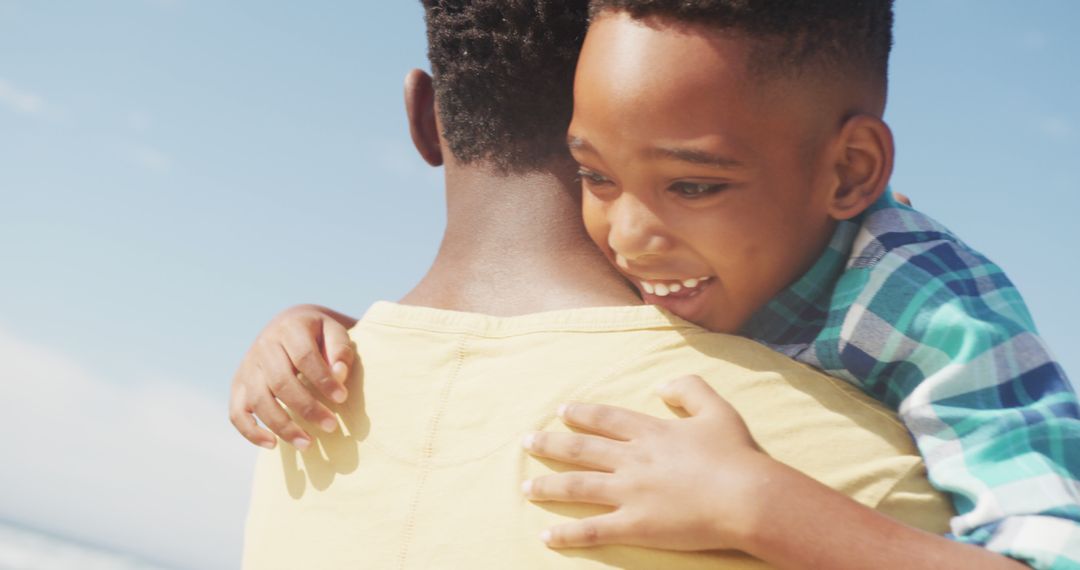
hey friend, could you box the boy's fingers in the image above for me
[656,375,725,417]
[523,471,620,506]
[558,402,659,440]
[522,432,623,472]
[281,327,341,404]
[229,384,277,449]
[267,344,339,433]
[250,382,313,450]
[542,513,629,549]
[233,412,277,449]
[321,319,353,395]
[331,361,348,384]
[267,372,339,435]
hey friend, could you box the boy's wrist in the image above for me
[722,456,838,564]
[704,452,788,554]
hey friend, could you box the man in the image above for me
[240,2,963,568]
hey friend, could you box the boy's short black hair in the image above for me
[589,0,894,90]
[420,1,589,173]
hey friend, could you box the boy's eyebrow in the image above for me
[566,135,592,152]
[567,136,744,169]
[649,146,744,169]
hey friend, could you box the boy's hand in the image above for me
[522,375,775,553]
[892,190,912,207]
[229,304,357,450]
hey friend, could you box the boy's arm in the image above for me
[822,238,1080,569]
[739,452,1029,570]
[229,304,358,450]
[523,376,1028,569]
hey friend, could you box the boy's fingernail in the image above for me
[540,529,552,544]
[332,362,348,381]
[521,433,535,450]
[521,479,533,496]
[330,388,348,404]
[320,418,338,433]
[260,440,276,450]
[292,437,311,450]
[556,403,569,418]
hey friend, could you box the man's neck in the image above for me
[401,160,640,315]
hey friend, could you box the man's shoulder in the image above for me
[626,329,905,429]
[344,302,914,457]
[576,329,950,525]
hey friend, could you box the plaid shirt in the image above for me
[743,190,1080,569]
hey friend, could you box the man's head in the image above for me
[409,0,590,174]
[571,2,896,332]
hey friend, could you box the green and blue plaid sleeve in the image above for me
[744,191,1080,569]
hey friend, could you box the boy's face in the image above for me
[570,11,842,333]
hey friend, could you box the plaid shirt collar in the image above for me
[740,190,907,346]
[741,217,859,346]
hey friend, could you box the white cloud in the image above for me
[0,326,257,570]
[127,110,153,133]
[1019,30,1048,51]
[1038,116,1074,140]
[0,78,47,116]
[131,144,174,171]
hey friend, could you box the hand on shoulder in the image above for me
[228,304,358,450]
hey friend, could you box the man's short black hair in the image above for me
[421,1,589,173]
[589,0,894,89]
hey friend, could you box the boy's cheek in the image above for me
[581,201,611,253]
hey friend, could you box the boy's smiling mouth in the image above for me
[636,276,712,297]
[634,274,716,325]
[614,254,717,322]
[614,253,714,298]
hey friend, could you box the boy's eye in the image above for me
[669,182,727,199]
[576,168,612,186]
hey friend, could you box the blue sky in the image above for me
[1,2,1078,568]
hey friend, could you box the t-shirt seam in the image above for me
[361,318,694,338]
[395,334,468,569]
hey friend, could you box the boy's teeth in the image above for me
[640,276,712,296]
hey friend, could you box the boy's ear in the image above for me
[404,69,443,167]
[826,114,894,220]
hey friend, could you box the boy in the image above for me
[529,3,1080,568]
[233,1,1080,568]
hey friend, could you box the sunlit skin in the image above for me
[570,11,892,333]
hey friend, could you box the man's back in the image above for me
[243,302,951,569]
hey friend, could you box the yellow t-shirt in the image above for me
[243,302,951,569]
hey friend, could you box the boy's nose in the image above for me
[606,193,672,262]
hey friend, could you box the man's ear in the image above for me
[826,114,894,220]
[404,69,443,167]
